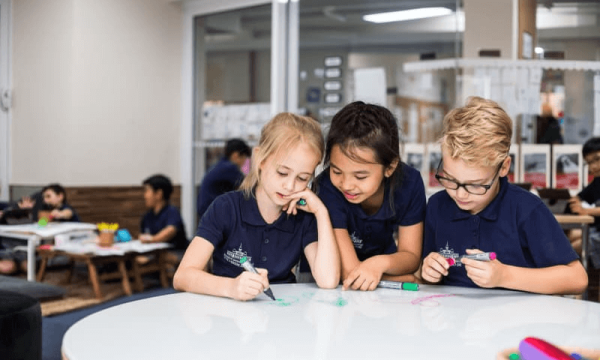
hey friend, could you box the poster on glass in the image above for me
[425,143,443,193]
[552,144,582,191]
[403,143,426,184]
[520,144,550,189]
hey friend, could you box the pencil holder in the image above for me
[98,230,115,247]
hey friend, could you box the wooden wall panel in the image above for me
[65,186,182,239]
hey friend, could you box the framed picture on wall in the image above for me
[508,145,519,183]
[402,143,426,183]
[520,144,551,189]
[424,143,444,193]
[552,144,583,191]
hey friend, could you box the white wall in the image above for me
[12,0,183,185]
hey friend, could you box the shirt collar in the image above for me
[451,176,508,221]
[240,191,296,233]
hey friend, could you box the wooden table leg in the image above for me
[64,259,75,284]
[118,260,132,296]
[85,258,103,300]
[36,254,49,282]
[131,256,144,292]
[158,251,168,288]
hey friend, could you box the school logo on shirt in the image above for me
[350,232,364,250]
[224,243,251,267]
[439,242,461,267]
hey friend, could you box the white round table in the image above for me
[62,284,600,359]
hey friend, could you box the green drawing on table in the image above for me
[273,296,300,307]
[335,297,348,307]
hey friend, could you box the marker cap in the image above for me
[240,256,248,264]
[489,252,497,260]
[446,258,455,266]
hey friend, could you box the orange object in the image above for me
[98,231,115,247]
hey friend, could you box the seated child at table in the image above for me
[0,184,79,274]
[197,138,251,220]
[174,113,340,301]
[420,97,588,295]
[40,184,80,222]
[567,137,600,266]
[140,175,188,266]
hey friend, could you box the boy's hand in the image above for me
[18,196,35,209]
[342,257,383,291]
[568,197,585,214]
[230,268,270,301]
[462,249,505,288]
[421,252,449,284]
[283,189,325,216]
[139,234,153,243]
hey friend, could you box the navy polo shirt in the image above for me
[197,157,245,219]
[423,176,579,288]
[196,191,317,284]
[56,204,80,222]
[317,164,426,261]
[577,177,600,231]
[140,204,188,250]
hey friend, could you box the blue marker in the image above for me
[240,256,276,301]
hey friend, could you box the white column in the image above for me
[271,0,287,116]
[286,0,299,114]
[181,12,195,238]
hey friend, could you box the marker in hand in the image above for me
[240,256,276,301]
[446,252,496,266]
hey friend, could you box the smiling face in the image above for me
[256,141,320,208]
[329,144,396,211]
[439,149,510,215]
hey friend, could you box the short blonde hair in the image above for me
[239,113,324,198]
[441,97,512,167]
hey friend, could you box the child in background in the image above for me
[174,113,340,301]
[197,138,251,220]
[567,137,600,265]
[420,97,587,295]
[41,184,80,222]
[140,174,188,251]
[316,101,426,291]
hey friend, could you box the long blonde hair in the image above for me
[239,113,324,198]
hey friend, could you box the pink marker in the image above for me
[518,337,573,360]
[446,258,456,266]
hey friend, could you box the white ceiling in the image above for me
[202,1,600,53]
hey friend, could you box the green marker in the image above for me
[240,256,276,301]
[508,353,521,360]
[377,280,419,291]
[297,198,307,206]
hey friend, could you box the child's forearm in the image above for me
[334,229,361,280]
[173,266,236,298]
[311,211,341,288]
[499,260,588,295]
[583,207,600,217]
[375,251,421,277]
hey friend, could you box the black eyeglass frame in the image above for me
[434,160,503,195]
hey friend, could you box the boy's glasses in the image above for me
[434,161,503,195]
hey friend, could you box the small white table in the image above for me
[62,284,600,360]
[0,222,97,281]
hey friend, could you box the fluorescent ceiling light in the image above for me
[535,47,544,54]
[363,7,453,23]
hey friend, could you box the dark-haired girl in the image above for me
[316,101,426,291]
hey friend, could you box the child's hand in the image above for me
[462,249,505,288]
[283,189,325,216]
[230,268,270,301]
[139,234,153,243]
[421,252,449,284]
[50,209,61,219]
[342,257,383,291]
[568,197,585,214]
[18,196,35,209]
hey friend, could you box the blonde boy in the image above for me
[420,97,587,295]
